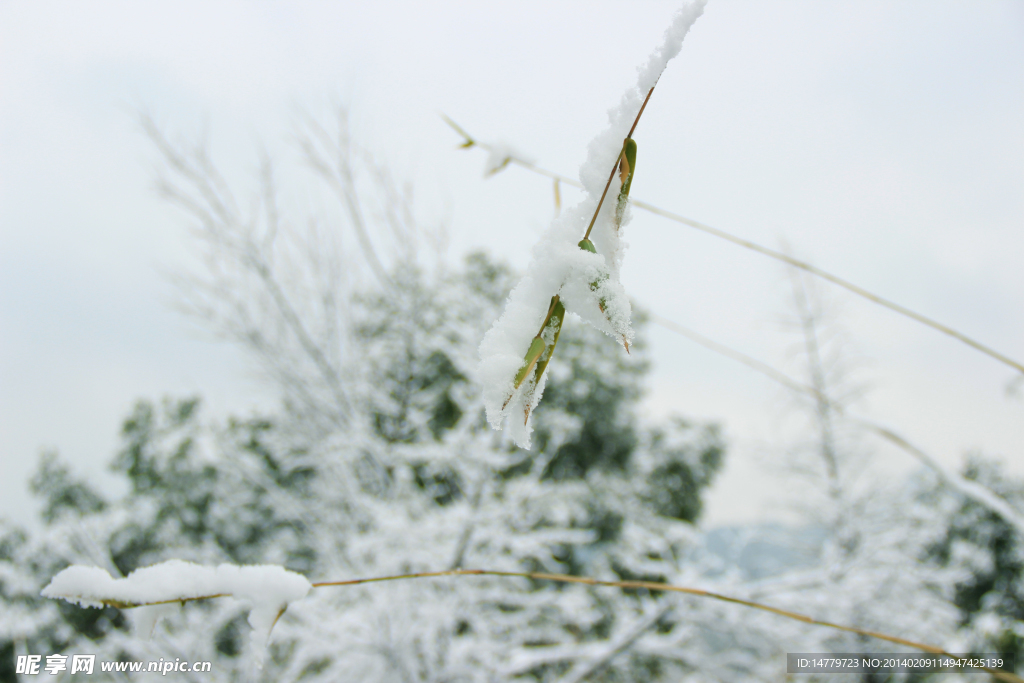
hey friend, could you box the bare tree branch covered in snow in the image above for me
[141,113,352,433]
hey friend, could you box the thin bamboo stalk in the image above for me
[443,118,1023,376]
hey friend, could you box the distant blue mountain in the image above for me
[702,523,826,580]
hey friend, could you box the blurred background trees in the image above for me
[1,112,1020,682]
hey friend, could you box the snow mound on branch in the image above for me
[479,0,707,448]
[42,560,311,668]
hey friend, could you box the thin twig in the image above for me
[442,118,1024,376]
[448,479,485,570]
[626,87,655,139]
[638,204,1024,376]
[310,569,1022,683]
[862,422,1024,536]
[650,314,810,395]
[60,565,1022,681]
[788,267,842,503]
[582,87,655,241]
[141,116,351,421]
[297,111,390,286]
[582,150,622,242]
[558,603,673,683]
[650,313,1024,538]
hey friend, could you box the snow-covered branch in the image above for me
[478,0,707,447]
[43,561,311,668]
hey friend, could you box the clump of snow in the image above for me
[42,560,311,668]
[479,0,707,448]
[131,602,179,639]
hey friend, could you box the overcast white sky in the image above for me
[1,0,1022,528]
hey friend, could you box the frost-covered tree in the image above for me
[0,107,733,680]
[926,457,1024,668]
[761,269,962,665]
[9,106,1020,681]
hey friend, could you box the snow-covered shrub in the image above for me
[926,457,1024,667]
[9,253,732,681]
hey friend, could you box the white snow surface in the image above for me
[479,0,707,447]
[42,560,312,667]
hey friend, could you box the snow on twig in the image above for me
[447,133,1024,378]
[41,564,1024,683]
[478,0,707,448]
[42,561,311,668]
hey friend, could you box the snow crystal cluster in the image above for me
[42,560,311,668]
[478,0,707,448]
